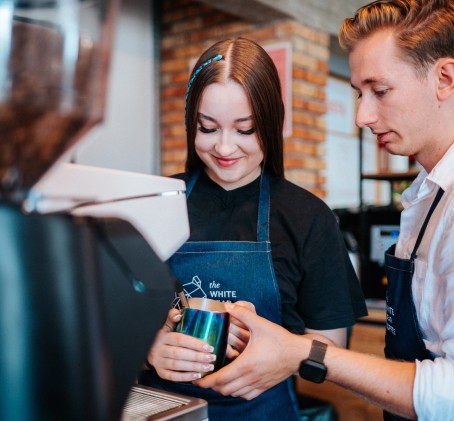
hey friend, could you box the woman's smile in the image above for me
[195,80,264,190]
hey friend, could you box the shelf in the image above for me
[361,170,420,181]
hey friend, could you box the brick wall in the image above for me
[160,0,329,198]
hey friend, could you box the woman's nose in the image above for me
[214,131,237,156]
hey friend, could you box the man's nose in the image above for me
[355,98,378,128]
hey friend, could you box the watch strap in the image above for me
[308,339,327,363]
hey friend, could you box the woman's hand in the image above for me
[225,300,255,359]
[146,308,217,382]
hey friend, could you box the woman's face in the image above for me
[194,80,264,190]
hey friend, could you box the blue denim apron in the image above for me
[383,187,444,421]
[141,171,299,420]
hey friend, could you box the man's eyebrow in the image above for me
[351,77,387,89]
[197,112,253,123]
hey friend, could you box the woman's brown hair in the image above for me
[185,38,285,178]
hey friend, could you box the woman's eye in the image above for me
[198,125,217,134]
[238,128,255,135]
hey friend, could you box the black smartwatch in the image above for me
[298,339,327,384]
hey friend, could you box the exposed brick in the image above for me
[161,58,188,73]
[162,111,185,125]
[284,141,320,156]
[242,25,276,42]
[292,127,326,142]
[172,44,207,60]
[162,149,187,163]
[162,9,185,25]
[317,60,329,73]
[203,11,237,27]
[285,155,326,170]
[161,34,186,49]
[186,3,211,17]
[162,138,187,150]
[162,98,186,112]
[161,86,187,98]
[293,68,327,86]
[285,169,319,185]
[188,27,224,42]
[292,52,318,71]
[307,43,330,61]
[293,81,326,101]
[222,22,255,37]
[292,111,326,129]
[162,162,185,177]
[292,98,327,115]
[171,18,204,34]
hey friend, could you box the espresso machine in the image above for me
[0,1,204,420]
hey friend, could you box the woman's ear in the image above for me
[436,58,454,101]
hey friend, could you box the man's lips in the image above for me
[374,131,391,144]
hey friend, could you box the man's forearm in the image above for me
[307,338,417,419]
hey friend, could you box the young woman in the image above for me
[139,37,367,420]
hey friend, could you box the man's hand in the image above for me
[194,302,307,399]
[225,300,255,359]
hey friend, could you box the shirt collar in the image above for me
[401,142,454,208]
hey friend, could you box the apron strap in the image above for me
[185,170,201,197]
[410,187,445,260]
[257,171,270,242]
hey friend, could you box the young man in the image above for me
[192,1,454,420]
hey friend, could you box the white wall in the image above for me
[74,0,160,175]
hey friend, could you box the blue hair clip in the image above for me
[185,54,223,103]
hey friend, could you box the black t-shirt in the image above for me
[173,170,367,333]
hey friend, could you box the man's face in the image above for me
[349,29,439,168]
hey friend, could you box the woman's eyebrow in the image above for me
[197,112,217,123]
[197,112,253,123]
[235,116,253,123]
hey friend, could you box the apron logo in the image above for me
[172,275,237,308]
[386,304,396,336]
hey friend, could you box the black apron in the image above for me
[383,187,445,421]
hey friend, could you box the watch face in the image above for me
[299,360,327,384]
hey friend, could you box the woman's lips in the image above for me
[214,156,240,167]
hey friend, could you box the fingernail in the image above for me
[172,314,182,322]
[193,372,202,379]
[204,353,217,362]
[202,364,214,371]
[224,302,234,311]
[203,344,214,352]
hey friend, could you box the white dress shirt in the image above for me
[395,143,454,420]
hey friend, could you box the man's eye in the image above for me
[375,89,388,97]
[198,125,217,134]
[238,128,255,135]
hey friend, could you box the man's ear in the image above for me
[436,58,454,101]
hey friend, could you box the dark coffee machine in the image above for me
[0,2,190,420]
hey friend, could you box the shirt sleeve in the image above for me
[296,206,367,330]
[414,358,454,419]
[413,201,454,419]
